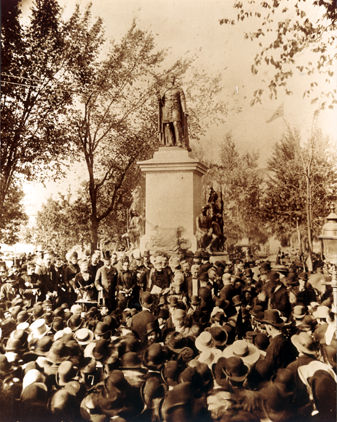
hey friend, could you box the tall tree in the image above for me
[220,0,337,108]
[0,0,103,222]
[261,128,337,250]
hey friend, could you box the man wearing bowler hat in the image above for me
[254,309,297,382]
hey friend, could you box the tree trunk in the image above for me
[90,217,99,253]
[306,174,313,271]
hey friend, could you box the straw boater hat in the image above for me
[74,328,94,346]
[222,339,261,367]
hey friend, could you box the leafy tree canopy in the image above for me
[261,127,337,243]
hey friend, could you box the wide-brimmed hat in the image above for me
[195,331,214,352]
[208,326,228,348]
[197,349,222,368]
[313,305,330,320]
[259,309,288,328]
[223,356,249,382]
[165,332,192,353]
[143,343,167,370]
[223,340,260,367]
[29,318,50,340]
[74,328,94,345]
[291,332,317,356]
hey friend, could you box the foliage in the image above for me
[260,128,337,245]
[0,0,81,215]
[66,16,227,249]
[33,193,91,257]
[220,0,337,108]
[0,183,28,244]
[205,135,268,246]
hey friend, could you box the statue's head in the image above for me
[168,74,176,85]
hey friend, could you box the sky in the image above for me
[20,0,337,223]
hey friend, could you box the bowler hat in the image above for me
[56,360,78,386]
[120,351,143,369]
[260,309,287,328]
[92,339,111,361]
[223,356,249,382]
[293,305,307,320]
[22,369,46,391]
[33,335,53,356]
[177,347,196,363]
[286,273,298,286]
[208,326,228,348]
[140,291,156,309]
[165,331,191,353]
[67,314,83,331]
[46,340,70,364]
[143,343,167,370]
[161,382,193,419]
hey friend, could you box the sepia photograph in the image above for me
[1,0,336,420]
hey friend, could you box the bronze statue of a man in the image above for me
[157,75,189,149]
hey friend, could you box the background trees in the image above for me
[1,0,78,218]
[260,128,337,252]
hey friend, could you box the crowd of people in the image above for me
[0,246,336,422]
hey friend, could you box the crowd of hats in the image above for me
[0,250,336,422]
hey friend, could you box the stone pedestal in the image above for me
[138,147,208,253]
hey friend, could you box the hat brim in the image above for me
[291,336,316,356]
[222,343,261,366]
